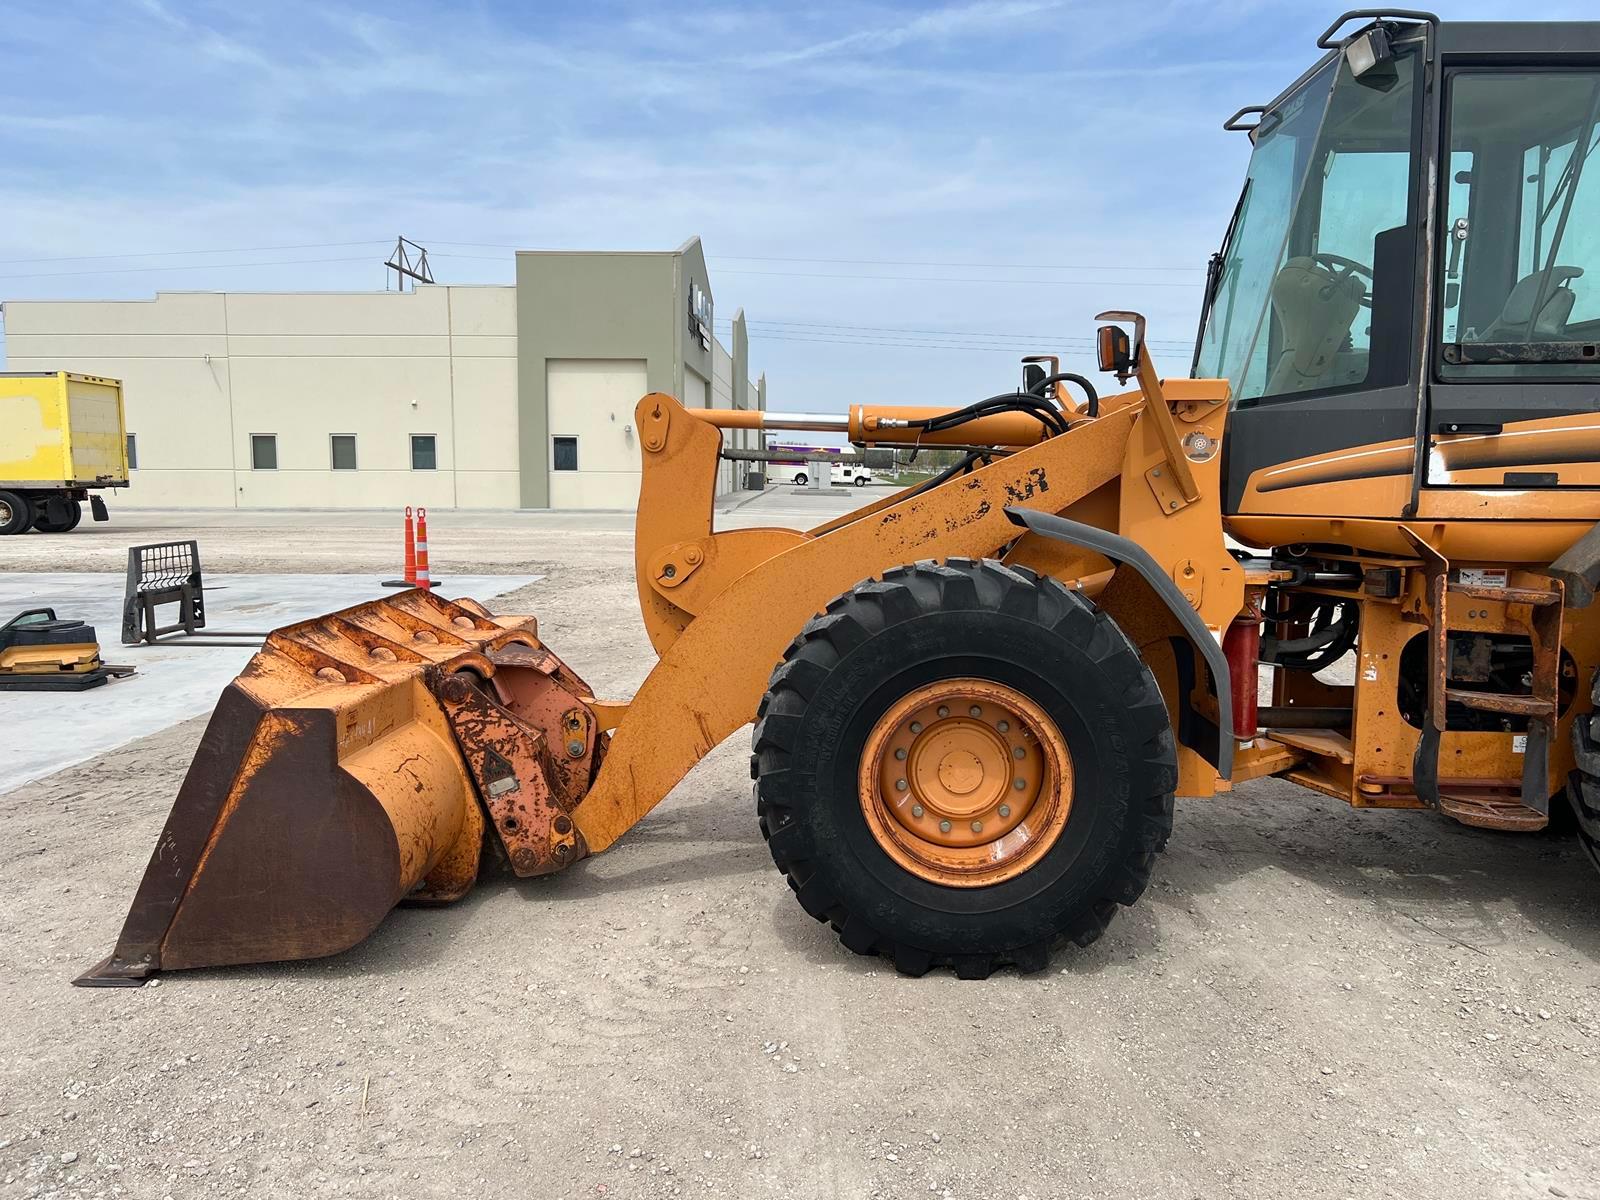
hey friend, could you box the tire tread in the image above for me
[754,559,1176,978]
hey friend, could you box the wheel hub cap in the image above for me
[859,678,1074,886]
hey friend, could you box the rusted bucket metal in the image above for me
[76,589,600,986]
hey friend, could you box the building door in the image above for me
[545,359,648,509]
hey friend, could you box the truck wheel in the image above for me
[34,499,83,533]
[753,559,1177,978]
[1566,670,1600,872]
[0,490,32,535]
[794,472,808,487]
[854,476,867,487]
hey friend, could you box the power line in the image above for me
[716,315,1193,348]
[711,267,1203,288]
[425,240,1201,274]
[724,329,1199,355]
[424,239,1202,275]
[0,256,379,283]
[710,253,1201,273]
[0,241,388,268]
[0,240,1204,293]
[431,249,1204,288]
[741,331,1187,353]
[0,237,1206,282]
[424,249,1202,290]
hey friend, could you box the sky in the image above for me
[1,0,1591,413]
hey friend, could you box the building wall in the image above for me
[514,251,676,509]
[4,237,761,511]
[546,358,648,508]
[0,285,519,508]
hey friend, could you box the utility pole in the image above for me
[385,237,434,292]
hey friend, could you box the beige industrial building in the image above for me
[0,237,765,510]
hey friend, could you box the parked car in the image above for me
[789,463,873,487]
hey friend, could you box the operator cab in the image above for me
[1196,12,1600,521]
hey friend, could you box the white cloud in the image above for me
[17,0,1584,401]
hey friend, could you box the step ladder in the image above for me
[1400,528,1562,830]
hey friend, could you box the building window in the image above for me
[330,434,358,471]
[552,436,578,471]
[126,433,138,470]
[411,434,437,471]
[251,434,277,471]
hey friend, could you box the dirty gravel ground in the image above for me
[2,506,1599,1200]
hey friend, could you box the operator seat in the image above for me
[1478,266,1583,341]
[1263,256,1366,396]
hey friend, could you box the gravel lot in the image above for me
[2,500,1598,1199]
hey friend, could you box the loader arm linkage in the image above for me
[79,369,1237,984]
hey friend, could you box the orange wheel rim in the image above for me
[858,678,1073,887]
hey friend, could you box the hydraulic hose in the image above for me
[904,392,1069,439]
[1026,371,1099,418]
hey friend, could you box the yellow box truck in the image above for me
[0,371,128,534]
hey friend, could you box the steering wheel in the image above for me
[1311,252,1374,308]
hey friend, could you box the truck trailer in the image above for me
[0,371,128,534]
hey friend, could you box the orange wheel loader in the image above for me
[79,11,1600,984]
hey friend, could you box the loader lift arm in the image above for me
[79,349,1239,985]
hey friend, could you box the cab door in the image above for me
[1206,45,1427,520]
[1425,66,1600,492]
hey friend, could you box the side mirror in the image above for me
[1096,325,1135,383]
[1094,310,1146,385]
[1020,354,1059,396]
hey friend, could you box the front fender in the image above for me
[1004,506,1235,779]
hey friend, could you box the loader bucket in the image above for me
[75,589,604,986]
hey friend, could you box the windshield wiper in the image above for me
[1191,177,1251,377]
[1526,84,1600,331]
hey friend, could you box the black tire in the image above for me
[33,498,82,534]
[1566,672,1600,872]
[854,476,867,487]
[753,558,1177,978]
[0,490,32,535]
[794,472,808,487]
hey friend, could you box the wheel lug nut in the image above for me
[969,705,982,717]
[895,779,908,791]
[996,720,1009,732]
[939,820,952,833]
[910,721,922,734]
[894,747,907,761]
[937,705,950,718]
[1012,747,1025,760]
[1014,779,1026,790]
[911,805,924,818]
[970,820,983,833]
[999,804,1011,818]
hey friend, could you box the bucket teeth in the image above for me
[75,590,602,986]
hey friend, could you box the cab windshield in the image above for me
[1194,49,1420,406]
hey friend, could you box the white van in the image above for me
[788,463,874,487]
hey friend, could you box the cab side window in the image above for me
[1440,71,1600,377]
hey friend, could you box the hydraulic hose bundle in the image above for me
[898,371,1099,444]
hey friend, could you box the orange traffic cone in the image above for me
[414,507,432,590]
[402,506,417,584]
[381,506,419,588]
